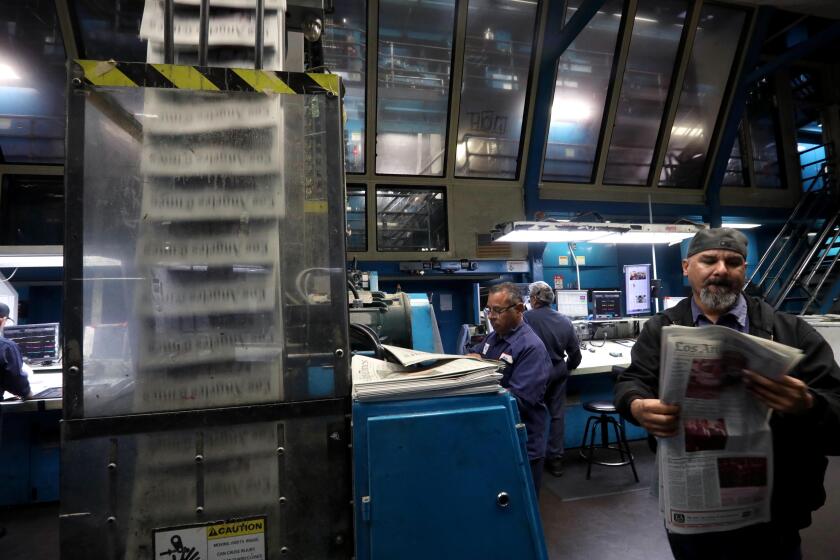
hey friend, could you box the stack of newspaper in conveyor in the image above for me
[351,345,503,402]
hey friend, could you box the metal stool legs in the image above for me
[579,412,639,482]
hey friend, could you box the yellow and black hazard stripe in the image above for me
[75,60,341,97]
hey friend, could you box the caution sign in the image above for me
[154,517,266,560]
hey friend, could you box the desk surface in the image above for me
[1,371,63,411]
[573,340,634,375]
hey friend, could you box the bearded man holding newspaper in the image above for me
[614,227,840,560]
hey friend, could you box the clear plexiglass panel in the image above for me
[75,85,348,416]
[659,4,747,188]
[542,0,624,183]
[324,0,367,173]
[454,0,539,179]
[603,0,688,185]
[61,415,351,559]
[376,0,456,175]
[376,187,448,251]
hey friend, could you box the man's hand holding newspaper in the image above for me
[654,325,804,535]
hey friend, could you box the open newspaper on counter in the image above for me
[351,348,502,402]
[657,325,803,534]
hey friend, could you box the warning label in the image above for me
[154,517,266,560]
[207,519,265,539]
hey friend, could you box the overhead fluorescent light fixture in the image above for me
[492,222,704,244]
[721,223,760,229]
[0,246,62,268]
[590,224,701,245]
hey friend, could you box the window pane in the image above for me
[746,84,782,189]
[722,126,747,187]
[542,0,623,183]
[347,186,367,251]
[0,175,64,244]
[659,5,747,188]
[72,0,147,62]
[603,0,688,185]
[376,188,448,251]
[376,0,456,175]
[0,1,66,164]
[454,0,539,179]
[324,0,367,174]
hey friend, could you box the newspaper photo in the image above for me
[657,325,803,534]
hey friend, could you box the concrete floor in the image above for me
[2,443,838,559]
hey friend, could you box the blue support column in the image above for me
[528,242,546,284]
[523,0,606,219]
[706,7,773,228]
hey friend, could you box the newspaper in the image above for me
[351,353,502,402]
[657,325,803,534]
[381,344,478,367]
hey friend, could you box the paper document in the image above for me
[657,325,803,534]
[352,348,503,402]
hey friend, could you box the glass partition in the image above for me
[542,0,624,183]
[376,187,448,251]
[746,84,783,189]
[454,0,539,179]
[603,0,688,185]
[347,186,367,251]
[659,4,747,188]
[0,0,66,163]
[324,0,367,174]
[376,0,457,175]
[722,127,748,187]
[70,81,349,417]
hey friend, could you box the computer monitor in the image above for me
[624,264,652,316]
[592,291,621,319]
[2,323,60,365]
[555,290,589,318]
[663,296,686,310]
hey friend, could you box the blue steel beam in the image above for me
[523,0,607,219]
[706,7,772,228]
[744,19,840,85]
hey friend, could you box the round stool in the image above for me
[579,400,639,482]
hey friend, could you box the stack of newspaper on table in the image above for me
[351,344,503,402]
[657,325,803,534]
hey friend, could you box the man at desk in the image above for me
[0,303,30,400]
[524,281,581,477]
[614,227,840,559]
[468,283,552,492]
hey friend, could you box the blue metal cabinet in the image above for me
[353,392,547,560]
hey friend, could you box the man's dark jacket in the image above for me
[614,295,840,530]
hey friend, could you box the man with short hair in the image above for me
[525,281,581,477]
[469,282,552,492]
[614,228,840,559]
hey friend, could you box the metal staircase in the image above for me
[746,143,840,315]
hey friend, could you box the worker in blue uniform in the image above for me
[0,303,29,540]
[524,281,582,478]
[0,303,29,400]
[468,282,552,492]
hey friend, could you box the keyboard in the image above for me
[33,387,62,399]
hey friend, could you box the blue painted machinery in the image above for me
[353,392,548,560]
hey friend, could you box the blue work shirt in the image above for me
[0,337,28,398]
[690,293,749,333]
[524,306,582,381]
[470,322,551,460]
